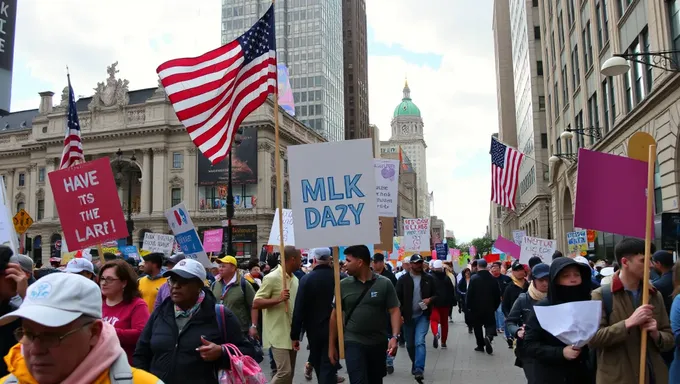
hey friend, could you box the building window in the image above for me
[642,28,653,94]
[541,133,548,148]
[654,160,662,214]
[571,45,580,90]
[538,96,546,110]
[562,65,568,103]
[557,137,562,154]
[583,22,593,69]
[558,11,565,47]
[602,80,610,133]
[38,167,45,183]
[537,60,544,76]
[624,68,634,112]
[171,188,182,206]
[172,152,183,169]
[554,81,560,114]
[532,0,538,6]
[670,1,680,61]
[534,26,541,39]
[575,112,585,149]
[16,202,24,213]
[618,0,633,17]
[283,189,289,209]
[567,0,575,26]
[551,31,556,61]
[284,159,288,174]
[271,186,276,208]
[18,173,25,187]
[37,199,44,220]
[596,3,603,50]
[602,0,610,42]
[588,93,600,144]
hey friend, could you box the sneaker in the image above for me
[433,333,439,349]
[386,365,394,375]
[474,346,485,352]
[304,362,313,380]
[336,377,346,383]
[468,327,473,334]
[441,342,447,349]
[484,336,493,355]
[507,338,514,349]
[414,373,424,383]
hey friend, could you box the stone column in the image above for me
[26,164,37,216]
[183,147,197,211]
[5,169,14,211]
[152,147,167,214]
[44,159,56,219]
[140,149,152,215]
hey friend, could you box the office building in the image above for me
[342,0,370,140]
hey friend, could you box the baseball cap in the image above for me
[217,255,237,266]
[310,248,331,261]
[0,273,102,327]
[409,254,424,263]
[164,253,186,266]
[432,260,443,269]
[652,250,674,267]
[64,258,95,275]
[163,258,207,281]
[600,266,615,277]
[574,256,591,270]
[143,252,164,267]
[511,261,525,271]
[532,263,550,279]
[14,254,34,274]
[371,252,385,262]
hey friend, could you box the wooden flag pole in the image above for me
[639,143,656,384]
[332,246,345,359]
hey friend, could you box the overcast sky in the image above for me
[11,0,497,242]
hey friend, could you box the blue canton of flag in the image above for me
[237,7,276,65]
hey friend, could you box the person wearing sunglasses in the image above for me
[0,272,161,384]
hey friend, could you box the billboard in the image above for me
[197,126,258,185]
[0,0,17,116]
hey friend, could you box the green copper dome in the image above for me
[393,80,421,118]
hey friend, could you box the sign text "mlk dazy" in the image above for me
[301,174,365,229]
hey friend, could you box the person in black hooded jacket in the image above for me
[523,257,593,384]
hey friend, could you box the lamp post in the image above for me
[601,50,680,77]
[225,128,244,256]
[116,149,136,246]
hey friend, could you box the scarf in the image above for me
[510,274,525,289]
[175,290,206,319]
[528,282,547,301]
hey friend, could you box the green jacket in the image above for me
[210,271,255,332]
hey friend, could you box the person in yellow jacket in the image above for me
[0,273,162,384]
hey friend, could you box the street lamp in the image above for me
[116,149,137,246]
[225,127,244,256]
[601,50,680,77]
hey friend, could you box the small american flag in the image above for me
[490,138,524,210]
[59,74,84,169]
[157,5,277,165]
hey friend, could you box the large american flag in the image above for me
[59,75,84,169]
[157,5,277,165]
[490,138,524,210]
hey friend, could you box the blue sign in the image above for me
[337,244,375,262]
[165,202,210,267]
[435,243,448,260]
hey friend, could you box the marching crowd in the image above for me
[2,237,680,383]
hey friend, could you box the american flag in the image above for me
[490,138,524,210]
[157,5,277,165]
[59,75,84,169]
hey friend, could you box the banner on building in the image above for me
[197,127,258,185]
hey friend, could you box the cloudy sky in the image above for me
[11,0,497,242]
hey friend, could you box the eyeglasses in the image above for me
[14,322,93,348]
[167,277,191,287]
[99,277,120,285]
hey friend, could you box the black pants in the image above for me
[472,311,496,347]
[307,332,336,384]
[345,341,387,384]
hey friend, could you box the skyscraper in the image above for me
[342,0,370,140]
[221,0,345,141]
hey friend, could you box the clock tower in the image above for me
[385,80,429,217]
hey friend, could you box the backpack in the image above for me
[211,276,251,309]
[4,353,134,384]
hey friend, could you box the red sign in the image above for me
[49,158,128,250]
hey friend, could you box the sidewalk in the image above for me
[259,311,526,383]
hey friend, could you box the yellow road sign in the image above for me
[13,209,33,234]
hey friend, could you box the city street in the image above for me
[259,311,526,384]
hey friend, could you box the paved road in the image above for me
[259,311,526,383]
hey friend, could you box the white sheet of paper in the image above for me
[533,300,602,348]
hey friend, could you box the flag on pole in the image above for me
[59,75,84,169]
[157,5,277,165]
[490,137,524,210]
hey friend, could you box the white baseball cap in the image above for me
[65,258,95,275]
[163,258,206,281]
[573,256,591,270]
[433,260,443,269]
[600,266,615,277]
[0,273,102,327]
[310,247,331,261]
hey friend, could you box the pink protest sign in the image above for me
[494,236,521,258]
[469,246,477,256]
[574,148,652,239]
[202,229,224,253]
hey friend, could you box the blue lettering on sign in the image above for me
[300,174,366,230]
[175,229,203,255]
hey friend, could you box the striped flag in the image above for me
[59,74,84,169]
[490,137,524,210]
[157,5,277,165]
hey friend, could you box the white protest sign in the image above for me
[519,236,557,265]
[374,159,399,217]
[268,209,295,246]
[512,230,526,245]
[164,202,211,268]
[403,218,430,252]
[288,139,379,248]
[142,232,175,256]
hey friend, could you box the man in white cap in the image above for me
[0,273,162,384]
[64,258,96,281]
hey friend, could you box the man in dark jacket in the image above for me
[395,254,437,383]
[0,247,24,377]
[502,261,530,349]
[466,259,501,355]
[371,252,398,374]
[291,248,339,384]
[429,260,455,349]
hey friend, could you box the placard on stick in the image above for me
[49,158,129,250]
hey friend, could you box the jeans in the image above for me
[307,333,336,384]
[495,303,511,339]
[403,314,429,375]
[345,341,388,384]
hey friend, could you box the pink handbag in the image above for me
[218,344,267,384]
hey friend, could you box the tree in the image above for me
[470,235,493,256]
[445,236,457,249]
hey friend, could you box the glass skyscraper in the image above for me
[221,0,345,141]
